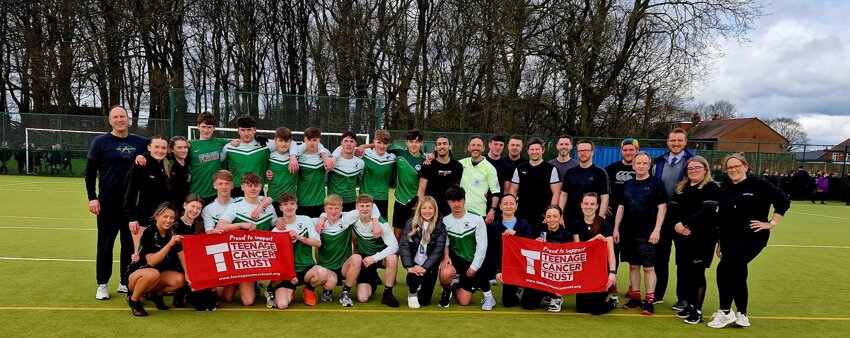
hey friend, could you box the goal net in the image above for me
[23,128,105,176]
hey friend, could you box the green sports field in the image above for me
[0,175,848,337]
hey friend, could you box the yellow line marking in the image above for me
[0,307,848,320]
[0,215,92,222]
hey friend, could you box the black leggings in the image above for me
[681,263,708,311]
[520,288,555,310]
[716,240,764,314]
[96,202,134,284]
[502,284,522,308]
[407,268,438,306]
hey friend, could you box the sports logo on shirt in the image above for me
[415,164,422,171]
[615,171,634,182]
[473,179,482,187]
[116,144,136,158]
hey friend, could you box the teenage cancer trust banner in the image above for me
[182,230,296,291]
[501,236,607,296]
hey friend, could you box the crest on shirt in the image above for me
[473,179,482,187]
[415,164,422,171]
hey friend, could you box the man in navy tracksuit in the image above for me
[651,128,694,310]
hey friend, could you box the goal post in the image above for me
[24,128,104,175]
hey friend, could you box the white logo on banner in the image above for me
[205,234,279,272]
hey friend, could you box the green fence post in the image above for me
[168,87,175,137]
[376,98,383,130]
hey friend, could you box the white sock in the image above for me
[483,290,493,299]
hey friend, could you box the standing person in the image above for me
[437,186,493,310]
[520,205,573,312]
[169,136,191,207]
[707,154,790,329]
[266,127,298,216]
[843,173,850,206]
[614,151,668,315]
[15,143,26,174]
[485,134,513,209]
[812,172,828,204]
[399,196,447,308]
[508,137,561,228]
[668,156,720,325]
[124,202,187,317]
[188,112,230,204]
[294,127,333,217]
[485,194,535,308]
[506,134,528,169]
[549,134,579,181]
[571,193,618,315]
[417,135,463,217]
[459,135,501,224]
[603,138,638,298]
[558,140,610,225]
[358,130,396,217]
[790,166,811,200]
[328,131,365,211]
[86,105,149,300]
[0,142,10,174]
[390,130,427,238]
[652,128,694,309]
[124,136,172,263]
[221,114,270,197]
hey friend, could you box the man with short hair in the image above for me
[558,140,610,225]
[295,127,332,217]
[549,134,579,181]
[86,105,149,300]
[267,192,326,309]
[214,172,278,306]
[221,115,270,197]
[459,135,501,224]
[315,194,361,303]
[605,138,639,216]
[652,128,694,309]
[509,137,561,228]
[485,134,513,194]
[350,194,400,307]
[390,130,427,238]
[267,127,298,216]
[328,131,365,211]
[189,111,231,204]
[418,135,464,217]
[614,152,668,315]
[437,186,493,310]
[358,130,396,217]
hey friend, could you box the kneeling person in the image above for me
[268,192,326,309]
[351,194,399,307]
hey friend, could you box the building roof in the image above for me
[827,137,850,151]
[687,118,789,143]
[792,151,827,161]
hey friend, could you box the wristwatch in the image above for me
[608,270,616,275]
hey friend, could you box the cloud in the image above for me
[693,0,850,144]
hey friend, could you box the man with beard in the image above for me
[417,136,464,216]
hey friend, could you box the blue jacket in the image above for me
[652,149,695,183]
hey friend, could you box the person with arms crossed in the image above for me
[706,154,790,329]
[437,186,493,310]
[86,105,149,300]
[558,140,610,225]
[417,135,463,217]
[459,135,501,224]
[399,196,447,308]
[652,128,694,309]
[509,137,561,228]
[614,152,668,315]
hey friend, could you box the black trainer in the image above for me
[382,290,400,308]
[641,300,655,315]
[146,293,169,310]
[623,297,642,310]
[671,300,687,311]
[684,310,703,325]
[438,289,452,308]
[127,295,148,317]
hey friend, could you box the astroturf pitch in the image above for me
[0,175,848,337]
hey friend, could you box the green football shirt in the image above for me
[188,138,229,198]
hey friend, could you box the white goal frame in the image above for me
[24,128,104,173]
[187,126,371,145]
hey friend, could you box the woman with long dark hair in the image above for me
[707,153,790,329]
[124,136,171,262]
[485,194,535,308]
[668,156,720,324]
[571,192,618,315]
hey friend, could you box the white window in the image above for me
[832,152,840,162]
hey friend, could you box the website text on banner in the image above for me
[501,236,607,296]
[182,230,296,291]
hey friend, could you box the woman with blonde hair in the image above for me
[707,153,790,329]
[668,155,721,324]
[399,195,447,308]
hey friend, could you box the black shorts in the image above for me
[373,200,389,220]
[298,205,325,218]
[231,186,265,198]
[449,253,477,293]
[342,201,356,212]
[278,265,314,290]
[392,199,417,230]
[356,260,387,289]
[330,268,344,284]
[621,238,656,268]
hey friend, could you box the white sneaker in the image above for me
[707,310,737,329]
[481,296,496,311]
[116,284,129,293]
[734,312,751,327]
[548,297,563,312]
[408,294,421,309]
[96,284,109,300]
[265,291,276,309]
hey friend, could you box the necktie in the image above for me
[671,157,678,166]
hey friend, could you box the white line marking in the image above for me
[0,182,36,187]
[0,257,116,263]
[0,189,80,193]
[770,244,850,249]
[0,215,91,222]
[0,226,95,231]
[786,211,850,221]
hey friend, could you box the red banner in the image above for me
[182,230,295,291]
[501,236,608,296]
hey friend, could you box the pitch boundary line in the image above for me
[0,306,847,321]
[769,244,850,249]
[0,226,94,231]
[0,188,80,193]
[786,211,850,221]
[0,257,116,263]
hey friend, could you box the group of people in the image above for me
[0,142,72,175]
[86,106,791,329]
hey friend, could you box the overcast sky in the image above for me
[693,0,850,145]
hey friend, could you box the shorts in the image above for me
[621,238,656,268]
[373,200,389,220]
[278,265,314,290]
[392,199,417,229]
[449,253,477,293]
[342,202,356,212]
[330,268,344,284]
[299,205,325,218]
[356,260,386,289]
